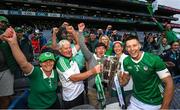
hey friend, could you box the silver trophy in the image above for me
[102,56,121,88]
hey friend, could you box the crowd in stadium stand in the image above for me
[0,15,179,109]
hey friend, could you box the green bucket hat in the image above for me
[0,16,9,23]
[39,52,55,63]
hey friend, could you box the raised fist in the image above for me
[2,27,14,38]
[78,23,85,32]
[52,27,59,34]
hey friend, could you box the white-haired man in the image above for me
[51,26,102,109]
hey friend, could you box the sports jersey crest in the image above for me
[143,66,148,71]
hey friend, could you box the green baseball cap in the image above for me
[15,27,23,33]
[39,52,55,63]
[0,16,9,23]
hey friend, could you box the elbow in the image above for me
[69,76,81,82]
[19,62,30,73]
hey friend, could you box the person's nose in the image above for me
[129,46,134,52]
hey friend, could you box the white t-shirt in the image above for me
[56,47,84,101]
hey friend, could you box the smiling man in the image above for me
[56,39,102,109]
[119,35,174,110]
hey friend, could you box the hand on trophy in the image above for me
[91,64,103,75]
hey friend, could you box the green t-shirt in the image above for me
[123,52,166,105]
[28,66,58,109]
[0,41,18,74]
[105,47,113,56]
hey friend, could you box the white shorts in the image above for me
[0,69,14,96]
[127,96,161,110]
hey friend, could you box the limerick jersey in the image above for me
[27,66,58,109]
[56,56,84,101]
[123,52,170,105]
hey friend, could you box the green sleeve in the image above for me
[123,57,131,75]
[154,56,166,72]
[155,21,164,31]
[56,57,70,72]
[165,30,178,44]
[28,66,39,79]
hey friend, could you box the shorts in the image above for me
[127,96,161,110]
[0,69,14,96]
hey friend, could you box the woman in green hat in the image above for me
[2,27,60,109]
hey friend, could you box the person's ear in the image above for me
[139,44,141,49]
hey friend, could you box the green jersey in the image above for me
[0,28,18,73]
[28,66,58,109]
[123,52,168,105]
[0,41,18,74]
[105,47,113,56]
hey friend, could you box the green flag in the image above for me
[147,0,158,16]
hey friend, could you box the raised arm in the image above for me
[152,17,164,31]
[51,27,59,50]
[78,23,93,60]
[66,26,80,51]
[3,27,33,74]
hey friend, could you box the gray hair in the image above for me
[58,40,70,50]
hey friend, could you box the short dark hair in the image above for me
[169,40,179,46]
[125,35,140,43]
[95,42,107,49]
